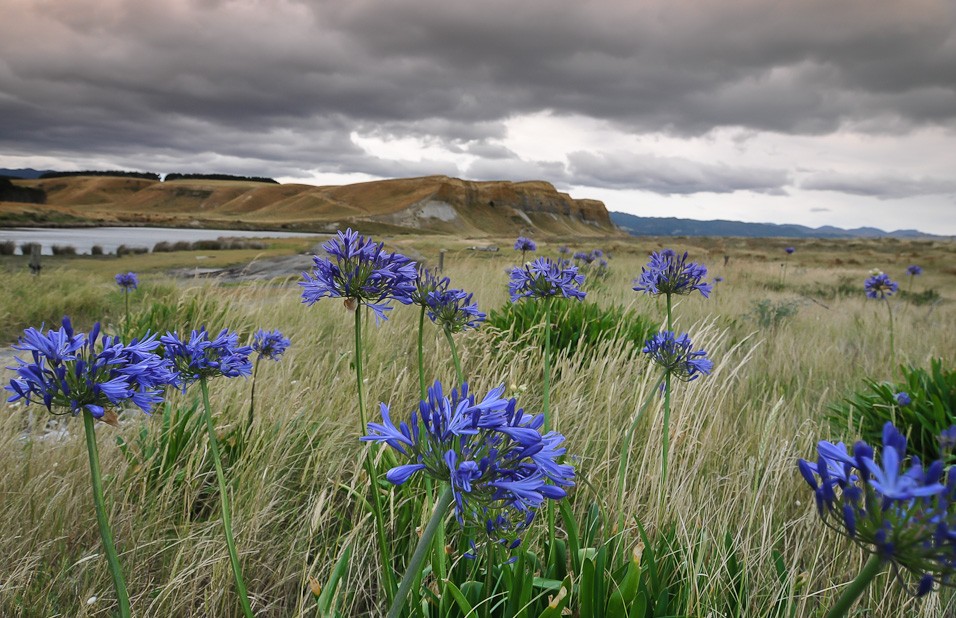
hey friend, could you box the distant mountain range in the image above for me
[0,168,52,179]
[609,211,945,239]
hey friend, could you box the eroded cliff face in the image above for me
[5,174,615,236]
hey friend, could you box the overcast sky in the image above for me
[1,0,955,234]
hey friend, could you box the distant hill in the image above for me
[0,174,615,237]
[610,211,943,239]
[0,168,53,179]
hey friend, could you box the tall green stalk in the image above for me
[418,305,427,400]
[123,289,130,336]
[387,487,454,618]
[246,359,261,431]
[885,299,896,368]
[443,327,464,384]
[542,299,552,431]
[661,293,674,493]
[83,411,131,618]
[200,378,254,618]
[354,308,398,603]
[824,554,884,618]
[615,375,665,533]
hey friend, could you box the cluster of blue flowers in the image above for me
[6,318,174,421]
[252,329,291,361]
[633,249,712,298]
[642,332,713,383]
[798,422,956,596]
[115,272,139,291]
[161,328,254,386]
[300,228,418,322]
[509,257,586,302]
[907,265,923,276]
[426,289,486,333]
[513,237,537,253]
[362,381,574,549]
[864,273,899,299]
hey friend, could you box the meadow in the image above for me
[0,233,954,617]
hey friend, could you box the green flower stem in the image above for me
[615,375,665,533]
[543,299,552,431]
[354,308,398,604]
[200,378,254,618]
[246,359,261,431]
[443,327,464,384]
[824,554,885,618]
[83,411,131,618]
[661,293,674,498]
[123,289,130,336]
[418,305,427,400]
[387,486,454,618]
[885,299,896,368]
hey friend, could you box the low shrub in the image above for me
[19,242,39,255]
[153,241,173,252]
[116,244,149,256]
[900,288,941,306]
[172,240,192,251]
[828,359,956,463]
[90,245,104,255]
[0,240,15,255]
[50,244,77,256]
[749,298,800,330]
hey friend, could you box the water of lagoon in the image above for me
[0,226,322,255]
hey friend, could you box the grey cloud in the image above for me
[0,0,954,178]
[566,151,791,195]
[465,158,568,183]
[802,172,956,199]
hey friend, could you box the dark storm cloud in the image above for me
[566,152,791,195]
[0,0,953,183]
[802,172,956,199]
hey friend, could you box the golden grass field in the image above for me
[0,233,954,617]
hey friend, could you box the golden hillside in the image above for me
[1,175,616,237]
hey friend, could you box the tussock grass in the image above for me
[1,237,955,616]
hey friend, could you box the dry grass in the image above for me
[0,236,954,616]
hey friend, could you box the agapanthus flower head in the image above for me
[299,228,417,322]
[908,265,923,276]
[514,237,537,253]
[361,380,574,552]
[895,391,912,407]
[161,327,253,386]
[785,247,795,255]
[509,257,586,302]
[558,246,570,255]
[252,329,290,361]
[633,249,712,298]
[589,249,604,260]
[6,318,175,422]
[572,251,591,263]
[115,272,139,291]
[798,422,956,597]
[864,273,899,299]
[714,276,724,283]
[410,265,450,307]
[642,331,713,382]
[427,288,486,333]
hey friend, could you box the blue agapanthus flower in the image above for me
[798,422,956,597]
[864,273,899,299]
[558,246,570,255]
[252,329,290,361]
[300,228,417,322]
[514,237,537,253]
[161,327,253,386]
[572,251,591,263]
[427,288,486,333]
[895,391,912,407]
[633,249,712,298]
[509,257,586,302]
[642,331,713,382]
[410,266,450,308]
[6,318,175,421]
[362,381,574,551]
[785,247,795,255]
[115,272,139,291]
[908,265,923,276]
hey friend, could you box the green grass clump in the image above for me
[828,359,956,463]
[485,298,656,362]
